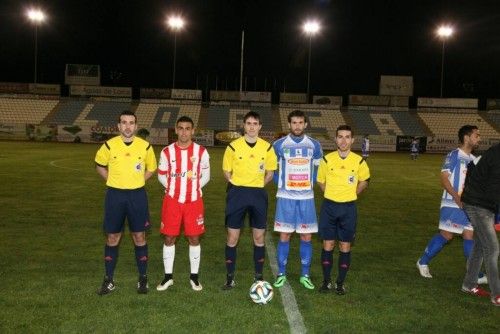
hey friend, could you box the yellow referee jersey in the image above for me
[222,136,277,188]
[95,136,157,189]
[317,151,370,202]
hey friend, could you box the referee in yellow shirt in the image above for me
[94,110,157,295]
[317,125,370,294]
[222,111,277,289]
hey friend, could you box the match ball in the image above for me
[249,280,273,305]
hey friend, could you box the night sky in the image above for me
[1,0,500,98]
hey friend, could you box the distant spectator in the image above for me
[361,135,370,159]
[410,138,419,160]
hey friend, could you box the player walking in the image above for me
[156,116,210,291]
[272,110,323,290]
[417,125,486,283]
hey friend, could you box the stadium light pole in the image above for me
[167,16,185,89]
[437,25,453,98]
[26,9,46,83]
[303,20,320,103]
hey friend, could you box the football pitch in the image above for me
[0,141,498,333]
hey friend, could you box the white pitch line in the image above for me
[266,233,307,334]
[49,159,82,171]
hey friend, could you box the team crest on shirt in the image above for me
[135,163,142,171]
[348,175,355,184]
[190,156,197,164]
[259,162,265,171]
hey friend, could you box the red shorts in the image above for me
[160,196,205,237]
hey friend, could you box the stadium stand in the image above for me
[0,97,58,125]
[84,100,132,127]
[44,99,89,125]
[279,106,345,140]
[347,109,380,135]
[346,108,428,136]
[135,101,201,129]
[389,111,428,136]
[1,95,498,143]
[482,111,500,130]
[205,103,230,130]
[205,103,274,131]
[417,111,499,137]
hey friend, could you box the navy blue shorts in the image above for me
[225,185,268,229]
[319,199,357,242]
[104,187,151,233]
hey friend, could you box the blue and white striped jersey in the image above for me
[273,134,323,200]
[441,148,476,208]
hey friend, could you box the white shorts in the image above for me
[439,206,473,234]
[274,197,318,233]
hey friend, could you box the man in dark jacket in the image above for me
[460,143,500,306]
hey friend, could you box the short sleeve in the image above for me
[145,145,157,172]
[265,145,278,171]
[95,143,110,166]
[313,140,323,165]
[441,151,454,173]
[222,145,234,172]
[317,158,327,183]
[358,159,370,182]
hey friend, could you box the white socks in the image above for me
[189,245,201,274]
[163,244,175,274]
[163,244,201,275]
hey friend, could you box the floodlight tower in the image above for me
[167,15,185,89]
[26,9,46,83]
[303,20,320,103]
[437,25,454,98]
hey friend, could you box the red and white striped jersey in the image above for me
[158,142,210,203]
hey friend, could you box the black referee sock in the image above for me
[104,245,118,279]
[225,245,236,275]
[337,251,351,284]
[321,249,333,282]
[135,244,148,277]
[254,245,265,276]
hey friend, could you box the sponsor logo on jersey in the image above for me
[288,157,309,165]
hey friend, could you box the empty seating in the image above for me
[135,102,201,129]
[0,97,58,125]
[482,112,500,130]
[48,100,89,125]
[418,111,499,137]
[85,101,131,127]
[347,109,380,135]
[205,104,274,131]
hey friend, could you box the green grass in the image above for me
[0,141,498,333]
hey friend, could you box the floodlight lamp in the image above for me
[303,21,320,35]
[168,16,185,30]
[27,9,46,23]
[437,26,453,38]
